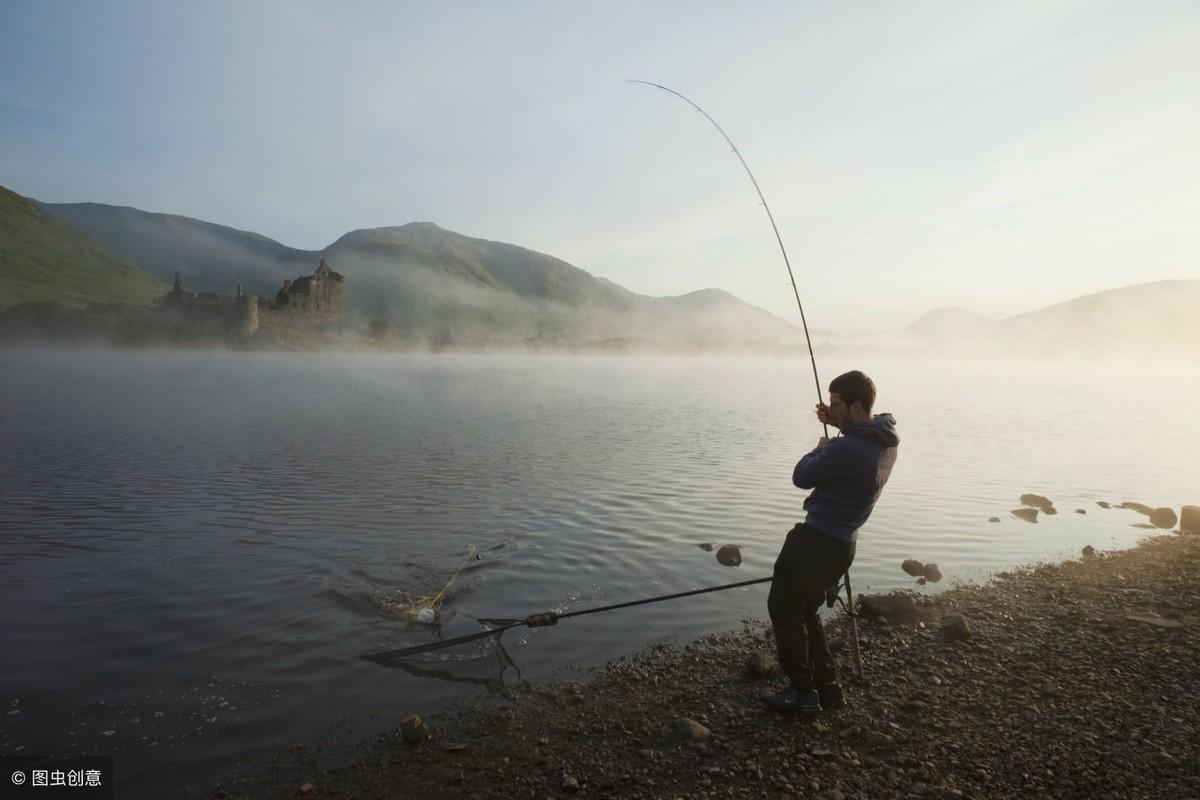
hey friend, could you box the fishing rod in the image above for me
[360,575,773,663]
[628,79,827,439]
[628,82,865,681]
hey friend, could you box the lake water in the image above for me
[1,348,1197,798]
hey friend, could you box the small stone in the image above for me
[940,614,971,642]
[828,636,846,653]
[1075,509,1087,514]
[300,784,313,794]
[1150,507,1178,529]
[901,559,926,577]
[1082,545,1097,558]
[1097,500,1111,508]
[697,542,715,552]
[988,517,1000,523]
[862,731,895,747]
[921,563,943,583]
[1120,501,1153,516]
[1011,508,1038,523]
[716,545,742,566]
[671,718,711,740]
[561,774,580,793]
[399,714,429,743]
[1124,613,1183,629]
[746,651,777,677]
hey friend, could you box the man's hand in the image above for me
[815,402,830,425]
[817,436,829,449]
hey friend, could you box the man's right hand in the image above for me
[815,402,830,425]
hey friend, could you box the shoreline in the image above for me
[221,530,1199,800]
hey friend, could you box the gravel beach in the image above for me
[223,530,1199,800]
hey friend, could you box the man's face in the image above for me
[827,392,851,429]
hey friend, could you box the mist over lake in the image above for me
[2,348,1197,798]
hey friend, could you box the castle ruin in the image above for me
[160,259,344,339]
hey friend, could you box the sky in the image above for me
[2,0,1198,333]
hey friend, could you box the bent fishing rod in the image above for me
[629,79,827,438]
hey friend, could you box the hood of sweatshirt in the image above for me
[842,413,899,447]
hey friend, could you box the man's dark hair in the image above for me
[829,370,875,415]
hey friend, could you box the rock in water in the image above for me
[1097,500,1111,509]
[716,545,742,566]
[416,607,436,625]
[940,614,971,642]
[1011,508,1039,523]
[1120,501,1154,516]
[1150,507,1178,529]
[1020,493,1055,511]
[697,542,715,552]
[901,559,926,577]
[921,563,943,583]
[988,517,1001,523]
[1183,505,1200,534]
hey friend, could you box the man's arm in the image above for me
[793,438,851,488]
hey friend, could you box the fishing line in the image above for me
[628,79,827,437]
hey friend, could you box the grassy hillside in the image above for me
[41,200,318,296]
[0,186,167,309]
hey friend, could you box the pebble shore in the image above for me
[225,531,1199,800]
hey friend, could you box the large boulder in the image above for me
[1183,505,1200,534]
[1150,507,1178,529]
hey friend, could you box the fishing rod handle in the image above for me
[525,612,560,627]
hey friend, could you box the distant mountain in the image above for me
[0,186,166,309]
[905,306,993,339]
[324,222,799,345]
[41,200,318,296]
[989,280,1200,359]
[34,199,801,346]
[886,281,1200,360]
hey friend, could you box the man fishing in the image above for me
[767,370,899,714]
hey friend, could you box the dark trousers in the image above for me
[768,522,855,689]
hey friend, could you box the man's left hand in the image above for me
[817,436,829,449]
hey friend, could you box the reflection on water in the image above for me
[1,348,1197,798]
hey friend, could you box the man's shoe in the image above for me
[816,681,845,710]
[765,687,820,715]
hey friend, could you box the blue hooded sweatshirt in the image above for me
[792,413,899,542]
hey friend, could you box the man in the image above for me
[766,370,899,714]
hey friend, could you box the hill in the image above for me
[871,281,1200,360]
[41,200,318,296]
[35,201,800,347]
[325,222,798,345]
[0,186,167,309]
[990,280,1200,359]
